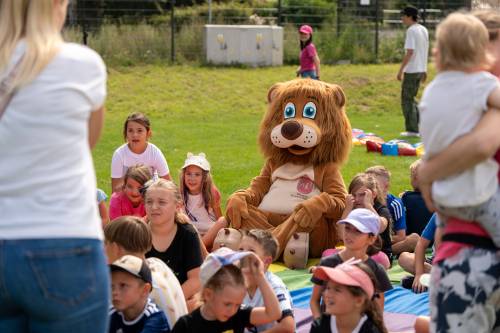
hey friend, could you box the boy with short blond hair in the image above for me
[104,216,187,328]
[109,255,170,333]
[239,229,295,333]
[365,165,419,254]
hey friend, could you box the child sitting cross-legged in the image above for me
[109,255,170,333]
[238,229,295,333]
[310,209,392,320]
[310,260,388,333]
[105,216,188,329]
[172,247,281,333]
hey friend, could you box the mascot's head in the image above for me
[259,79,352,166]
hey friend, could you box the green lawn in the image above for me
[96,64,430,204]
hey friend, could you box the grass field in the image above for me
[96,63,431,205]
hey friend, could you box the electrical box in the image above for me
[204,25,283,66]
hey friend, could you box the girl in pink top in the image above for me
[297,25,321,80]
[109,165,152,221]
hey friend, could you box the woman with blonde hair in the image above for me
[0,0,109,332]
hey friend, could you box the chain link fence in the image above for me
[63,0,476,66]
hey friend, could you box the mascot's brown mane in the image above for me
[258,79,352,166]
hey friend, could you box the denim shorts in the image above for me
[0,238,110,333]
[300,70,318,80]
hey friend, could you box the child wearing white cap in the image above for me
[179,152,227,250]
[171,248,281,333]
[310,260,387,333]
[310,209,392,320]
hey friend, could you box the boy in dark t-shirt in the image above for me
[109,255,170,333]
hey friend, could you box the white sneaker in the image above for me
[400,131,420,137]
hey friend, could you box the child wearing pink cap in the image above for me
[310,260,387,333]
[297,25,321,80]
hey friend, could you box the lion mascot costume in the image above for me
[226,78,352,268]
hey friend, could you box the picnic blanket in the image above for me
[270,259,429,333]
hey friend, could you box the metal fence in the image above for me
[64,0,474,66]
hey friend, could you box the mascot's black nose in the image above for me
[281,120,303,140]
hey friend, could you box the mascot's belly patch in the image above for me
[258,163,320,214]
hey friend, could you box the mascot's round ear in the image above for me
[267,83,282,103]
[328,83,346,108]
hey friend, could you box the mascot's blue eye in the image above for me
[284,103,296,119]
[303,102,317,119]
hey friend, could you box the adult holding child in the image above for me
[418,10,500,333]
[0,0,109,332]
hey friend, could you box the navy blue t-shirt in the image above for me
[401,190,433,236]
[109,299,170,333]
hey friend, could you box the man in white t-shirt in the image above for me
[397,5,429,137]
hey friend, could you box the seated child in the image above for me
[171,247,281,333]
[109,255,170,333]
[144,179,203,309]
[310,260,387,333]
[97,188,109,226]
[104,216,188,328]
[109,165,152,220]
[238,229,295,333]
[398,214,440,293]
[310,209,392,319]
[401,159,433,236]
[180,153,227,250]
[419,12,500,246]
[340,173,393,268]
[111,112,171,193]
[366,166,419,254]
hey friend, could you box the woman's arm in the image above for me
[88,106,105,149]
[313,54,321,79]
[181,267,200,300]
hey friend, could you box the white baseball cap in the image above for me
[200,247,252,286]
[337,208,380,235]
[182,152,211,171]
[110,255,153,285]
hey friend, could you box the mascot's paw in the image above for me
[283,232,310,270]
[293,206,314,229]
[226,194,249,229]
[212,228,243,251]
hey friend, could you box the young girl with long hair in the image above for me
[144,179,203,308]
[180,153,227,249]
[111,112,171,192]
[171,247,281,333]
[109,165,152,220]
[0,0,109,331]
[310,260,388,333]
[344,173,393,267]
[296,25,321,80]
[310,209,392,320]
